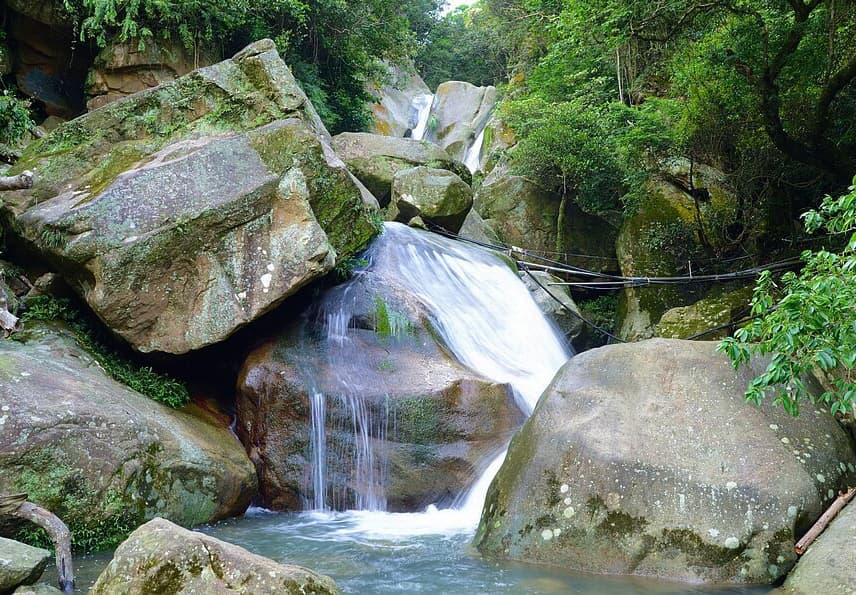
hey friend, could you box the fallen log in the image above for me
[794,486,856,555]
[0,170,34,191]
[0,495,74,593]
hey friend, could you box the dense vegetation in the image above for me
[423,0,855,220]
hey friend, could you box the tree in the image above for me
[624,0,856,184]
[719,178,856,416]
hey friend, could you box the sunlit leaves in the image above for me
[719,181,856,416]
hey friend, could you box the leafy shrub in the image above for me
[0,90,34,149]
[719,181,856,416]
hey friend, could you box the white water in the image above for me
[463,126,486,173]
[306,222,569,535]
[410,94,434,141]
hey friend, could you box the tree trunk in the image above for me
[3,498,75,593]
[0,170,34,191]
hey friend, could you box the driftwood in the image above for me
[0,494,74,593]
[0,291,20,337]
[794,486,856,555]
[0,170,33,191]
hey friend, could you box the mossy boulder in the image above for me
[0,40,379,354]
[474,166,617,271]
[781,500,856,594]
[0,324,257,551]
[475,339,856,584]
[388,166,473,232]
[424,82,496,162]
[331,132,470,204]
[616,166,741,341]
[0,537,50,592]
[655,285,754,340]
[90,517,338,594]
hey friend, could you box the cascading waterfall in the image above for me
[409,94,434,141]
[305,222,570,532]
[463,126,486,174]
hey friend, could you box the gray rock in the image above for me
[425,82,496,161]
[12,584,62,595]
[521,270,583,340]
[1,41,379,354]
[475,339,856,584]
[781,500,856,594]
[0,537,50,592]
[369,62,432,138]
[458,208,500,245]
[0,324,257,549]
[388,166,473,233]
[332,132,470,203]
[90,518,338,594]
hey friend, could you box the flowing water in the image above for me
[303,222,569,520]
[463,126,486,173]
[410,94,434,141]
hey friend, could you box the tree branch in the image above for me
[0,170,34,191]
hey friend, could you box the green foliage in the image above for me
[373,295,413,338]
[0,90,34,149]
[475,0,856,226]
[334,256,370,280]
[416,3,508,89]
[60,0,417,133]
[719,181,856,416]
[20,295,190,408]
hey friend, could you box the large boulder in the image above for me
[0,40,380,354]
[782,500,856,594]
[237,225,526,512]
[474,166,617,271]
[90,518,338,594]
[237,318,522,513]
[475,339,856,584]
[0,324,257,550]
[425,82,496,161]
[0,537,50,592]
[369,62,432,138]
[388,166,473,232]
[331,132,470,204]
[86,39,219,110]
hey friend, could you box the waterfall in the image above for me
[306,222,570,528]
[463,126,486,174]
[410,94,434,141]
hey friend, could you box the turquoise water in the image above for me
[46,509,772,594]
[198,510,771,595]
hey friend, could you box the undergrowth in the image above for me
[20,295,189,408]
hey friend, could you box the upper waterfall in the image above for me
[410,94,434,141]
